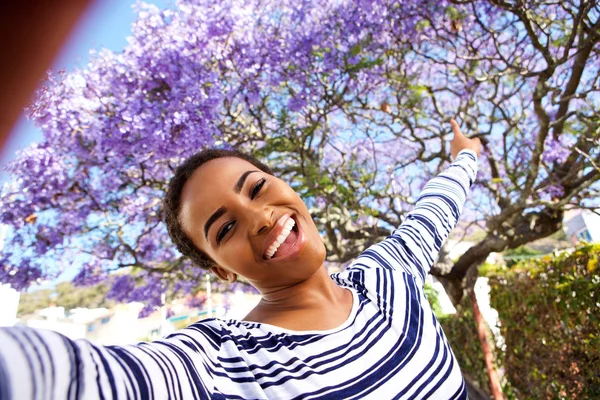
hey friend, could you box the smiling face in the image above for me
[179,157,327,292]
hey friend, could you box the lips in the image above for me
[263,214,292,259]
[262,214,304,260]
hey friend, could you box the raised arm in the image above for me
[350,121,480,287]
[389,120,480,285]
[0,324,219,399]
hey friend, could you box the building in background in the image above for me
[23,303,171,345]
[0,284,20,327]
[18,290,262,345]
[564,209,600,245]
[167,291,262,330]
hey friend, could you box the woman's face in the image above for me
[179,157,327,292]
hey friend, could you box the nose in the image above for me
[245,205,274,236]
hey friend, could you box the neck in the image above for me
[257,267,345,311]
[243,266,353,330]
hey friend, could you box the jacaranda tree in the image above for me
[1,0,599,310]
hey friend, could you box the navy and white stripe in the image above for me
[0,150,477,399]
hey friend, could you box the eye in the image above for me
[217,221,235,245]
[250,178,266,199]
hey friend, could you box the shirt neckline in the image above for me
[233,287,359,335]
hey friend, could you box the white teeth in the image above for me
[266,218,296,259]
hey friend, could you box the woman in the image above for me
[0,121,480,399]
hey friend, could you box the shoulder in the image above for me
[172,317,275,341]
[333,239,411,280]
[162,318,231,349]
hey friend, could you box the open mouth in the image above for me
[264,215,302,260]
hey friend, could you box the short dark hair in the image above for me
[163,148,273,269]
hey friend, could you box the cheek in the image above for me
[217,238,259,271]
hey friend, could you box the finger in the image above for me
[450,119,463,138]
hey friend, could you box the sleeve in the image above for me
[344,150,477,288]
[0,323,222,400]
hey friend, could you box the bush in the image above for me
[488,244,600,399]
[503,245,543,268]
[424,283,496,394]
[438,298,491,394]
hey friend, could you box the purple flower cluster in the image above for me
[72,261,106,287]
[186,294,207,310]
[542,137,572,164]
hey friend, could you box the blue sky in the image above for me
[0,0,170,184]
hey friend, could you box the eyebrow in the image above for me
[203,170,260,241]
[204,206,226,241]
[234,170,260,194]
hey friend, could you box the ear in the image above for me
[209,266,237,283]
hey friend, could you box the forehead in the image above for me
[179,157,258,239]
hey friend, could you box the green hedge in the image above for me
[438,297,491,394]
[424,283,492,393]
[488,244,600,399]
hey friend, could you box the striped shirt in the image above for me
[0,150,478,400]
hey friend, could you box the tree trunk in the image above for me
[432,208,564,305]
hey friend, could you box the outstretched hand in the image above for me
[449,119,481,159]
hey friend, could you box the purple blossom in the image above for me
[72,261,106,287]
[138,305,157,319]
[173,280,197,296]
[545,184,565,198]
[107,275,136,303]
[542,137,571,164]
[186,295,207,309]
[288,95,307,112]
[0,257,43,291]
